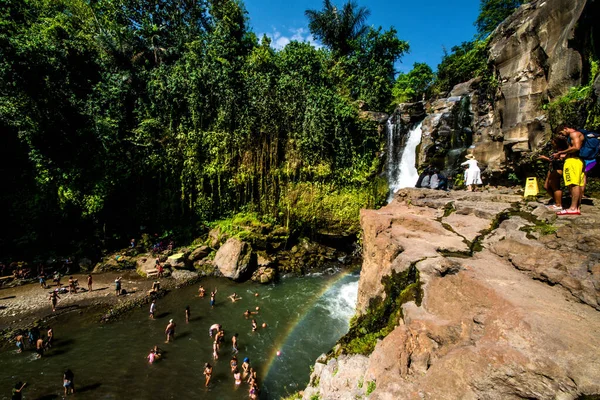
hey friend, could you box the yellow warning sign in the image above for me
[524,177,538,197]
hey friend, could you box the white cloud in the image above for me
[260,26,322,50]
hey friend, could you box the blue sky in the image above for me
[244,0,481,74]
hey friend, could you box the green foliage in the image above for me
[545,59,600,131]
[281,393,303,400]
[434,39,492,94]
[475,0,527,38]
[338,265,422,355]
[0,0,403,260]
[305,0,370,56]
[366,380,376,396]
[392,62,434,104]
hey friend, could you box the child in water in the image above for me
[203,363,212,387]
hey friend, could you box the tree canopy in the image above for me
[305,0,370,56]
[475,0,527,38]
[0,0,406,259]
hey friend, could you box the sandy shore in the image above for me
[0,271,169,333]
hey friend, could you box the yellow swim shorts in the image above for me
[563,157,584,186]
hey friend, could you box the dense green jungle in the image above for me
[2,0,597,263]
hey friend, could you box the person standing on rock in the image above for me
[461,154,482,191]
[165,319,176,343]
[115,277,122,296]
[49,290,60,312]
[554,126,585,215]
[87,274,93,292]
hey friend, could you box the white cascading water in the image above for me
[322,279,359,323]
[387,122,423,202]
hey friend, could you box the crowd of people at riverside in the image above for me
[8,272,268,399]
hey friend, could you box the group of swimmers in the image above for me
[144,284,266,397]
[14,326,53,359]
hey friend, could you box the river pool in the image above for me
[0,272,359,399]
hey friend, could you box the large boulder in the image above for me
[213,238,255,281]
[166,252,190,269]
[188,245,210,262]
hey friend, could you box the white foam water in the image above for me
[321,279,359,323]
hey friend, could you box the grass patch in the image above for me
[366,380,376,396]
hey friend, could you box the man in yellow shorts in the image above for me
[553,126,584,215]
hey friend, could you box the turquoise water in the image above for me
[0,272,359,399]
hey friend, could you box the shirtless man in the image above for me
[49,290,60,312]
[553,125,585,215]
[15,334,25,353]
[232,333,239,354]
[251,319,257,332]
[198,285,206,298]
[47,327,53,348]
[228,292,241,302]
[36,336,44,358]
[210,288,217,308]
[208,323,221,338]
[165,319,176,343]
[87,274,93,292]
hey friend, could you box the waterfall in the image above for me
[387,121,423,202]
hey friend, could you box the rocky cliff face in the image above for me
[414,0,596,177]
[303,189,600,399]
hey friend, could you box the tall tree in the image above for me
[475,0,527,38]
[305,0,370,56]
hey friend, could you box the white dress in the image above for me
[461,159,482,185]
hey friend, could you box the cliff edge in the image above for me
[303,189,600,399]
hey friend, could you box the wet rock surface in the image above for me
[305,188,600,399]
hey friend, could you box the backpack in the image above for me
[578,129,600,160]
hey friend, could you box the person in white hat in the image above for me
[461,154,482,191]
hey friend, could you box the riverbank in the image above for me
[0,271,176,342]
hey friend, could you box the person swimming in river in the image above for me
[232,333,239,354]
[212,340,219,360]
[198,285,206,298]
[215,329,225,350]
[147,348,157,364]
[49,290,60,312]
[203,363,213,387]
[251,319,257,332]
[228,292,241,302]
[36,336,44,358]
[241,357,250,380]
[233,368,242,385]
[165,319,176,343]
[185,305,190,323]
[244,309,258,319]
[209,323,221,337]
[63,369,75,396]
[15,334,24,353]
[46,327,53,348]
[230,355,238,373]
[149,300,156,319]
[210,288,217,307]
[12,381,26,400]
